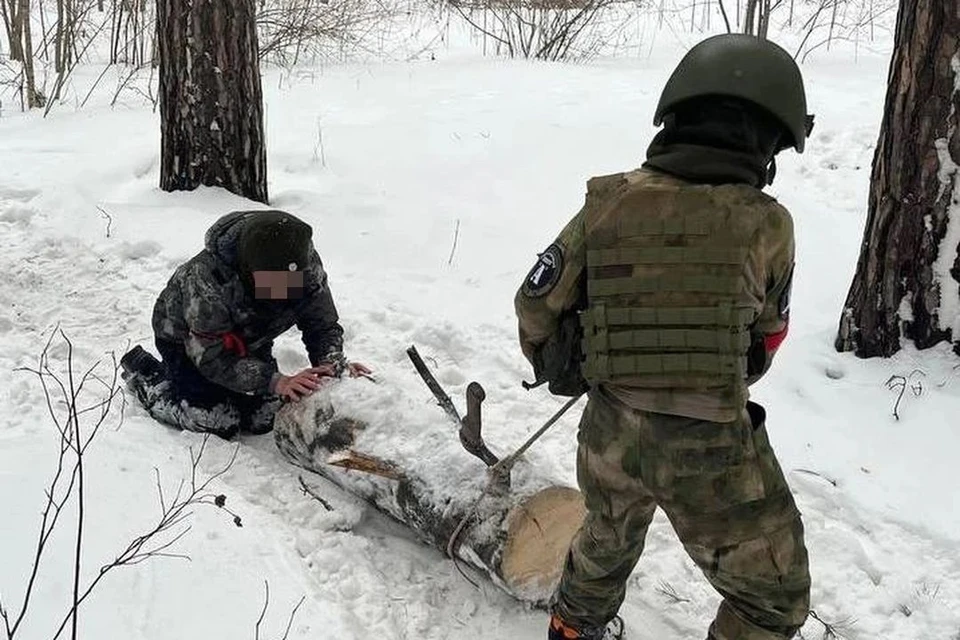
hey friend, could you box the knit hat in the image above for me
[237,211,313,275]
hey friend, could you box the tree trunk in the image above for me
[273,382,587,604]
[836,0,960,357]
[757,0,770,40]
[156,0,269,204]
[3,0,24,61]
[110,0,121,64]
[0,3,8,59]
[742,0,757,34]
[55,0,65,73]
[20,0,41,109]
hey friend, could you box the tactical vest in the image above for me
[580,171,766,411]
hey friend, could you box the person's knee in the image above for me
[179,402,242,438]
[144,393,241,439]
[243,397,282,434]
[709,519,811,638]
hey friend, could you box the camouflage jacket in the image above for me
[515,167,794,422]
[152,211,345,395]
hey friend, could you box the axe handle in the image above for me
[465,381,485,425]
[461,382,499,466]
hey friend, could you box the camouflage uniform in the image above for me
[515,167,809,640]
[126,210,346,438]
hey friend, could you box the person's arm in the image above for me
[745,207,795,386]
[180,263,280,395]
[515,207,587,368]
[295,247,348,372]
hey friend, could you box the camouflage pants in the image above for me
[554,387,810,639]
[128,374,281,439]
[125,340,282,439]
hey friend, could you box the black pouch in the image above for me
[524,311,589,397]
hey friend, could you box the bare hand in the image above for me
[275,366,336,402]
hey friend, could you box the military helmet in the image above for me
[654,34,812,153]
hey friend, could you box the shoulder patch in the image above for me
[522,243,564,298]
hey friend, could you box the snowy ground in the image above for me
[2,17,960,640]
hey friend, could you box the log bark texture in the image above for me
[273,384,586,605]
[156,0,268,204]
[836,0,960,357]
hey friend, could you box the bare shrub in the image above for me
[792,0,897,61]
[448,0,644,61]
[0,330,242,640]
[256,0,412,65]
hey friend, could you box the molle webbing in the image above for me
[582,353,743,378]
[581,301,749,379]
[581,304,754,329]
[588,273,742,296]
[583,327,751,352]
[587,246,746,267]
[581,201,752,384]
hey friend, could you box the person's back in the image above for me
[579,165,794,423]
[513,33,815,640]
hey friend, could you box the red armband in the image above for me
[190,330,248,357]
[763,322,789,354]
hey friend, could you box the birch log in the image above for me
[273,379,586,604]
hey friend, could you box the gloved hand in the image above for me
[345,362,373,378]
[318,350,373,380]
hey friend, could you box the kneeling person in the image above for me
[121,210,370,439]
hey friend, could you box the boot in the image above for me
[548,614,624,640]
[121,345,164,382]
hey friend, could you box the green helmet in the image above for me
[654,34,813,153]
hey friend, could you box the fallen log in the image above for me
[273,372,587,605]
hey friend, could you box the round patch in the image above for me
[288,262,298,271]
[522,244,563,298]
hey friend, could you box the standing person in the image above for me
[514,34,815,640]
[121,209,370,439]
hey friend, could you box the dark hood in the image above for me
[642,98,785,188]
[204,210,257,269]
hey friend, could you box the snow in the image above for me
[2,13,960,640]
[933,51,960,337]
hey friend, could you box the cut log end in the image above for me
[500,486,586,599]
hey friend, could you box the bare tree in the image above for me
[18,0,41,107]
[1,0,24,60]
[836,0,960,357]
[742,0,773,38]
[157,0,269,204]
[110,0,152,66]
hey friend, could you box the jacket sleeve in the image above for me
[514,206,588,367]
[746,206,795,386]
[180,263,279,395]
[296,248,346,369]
